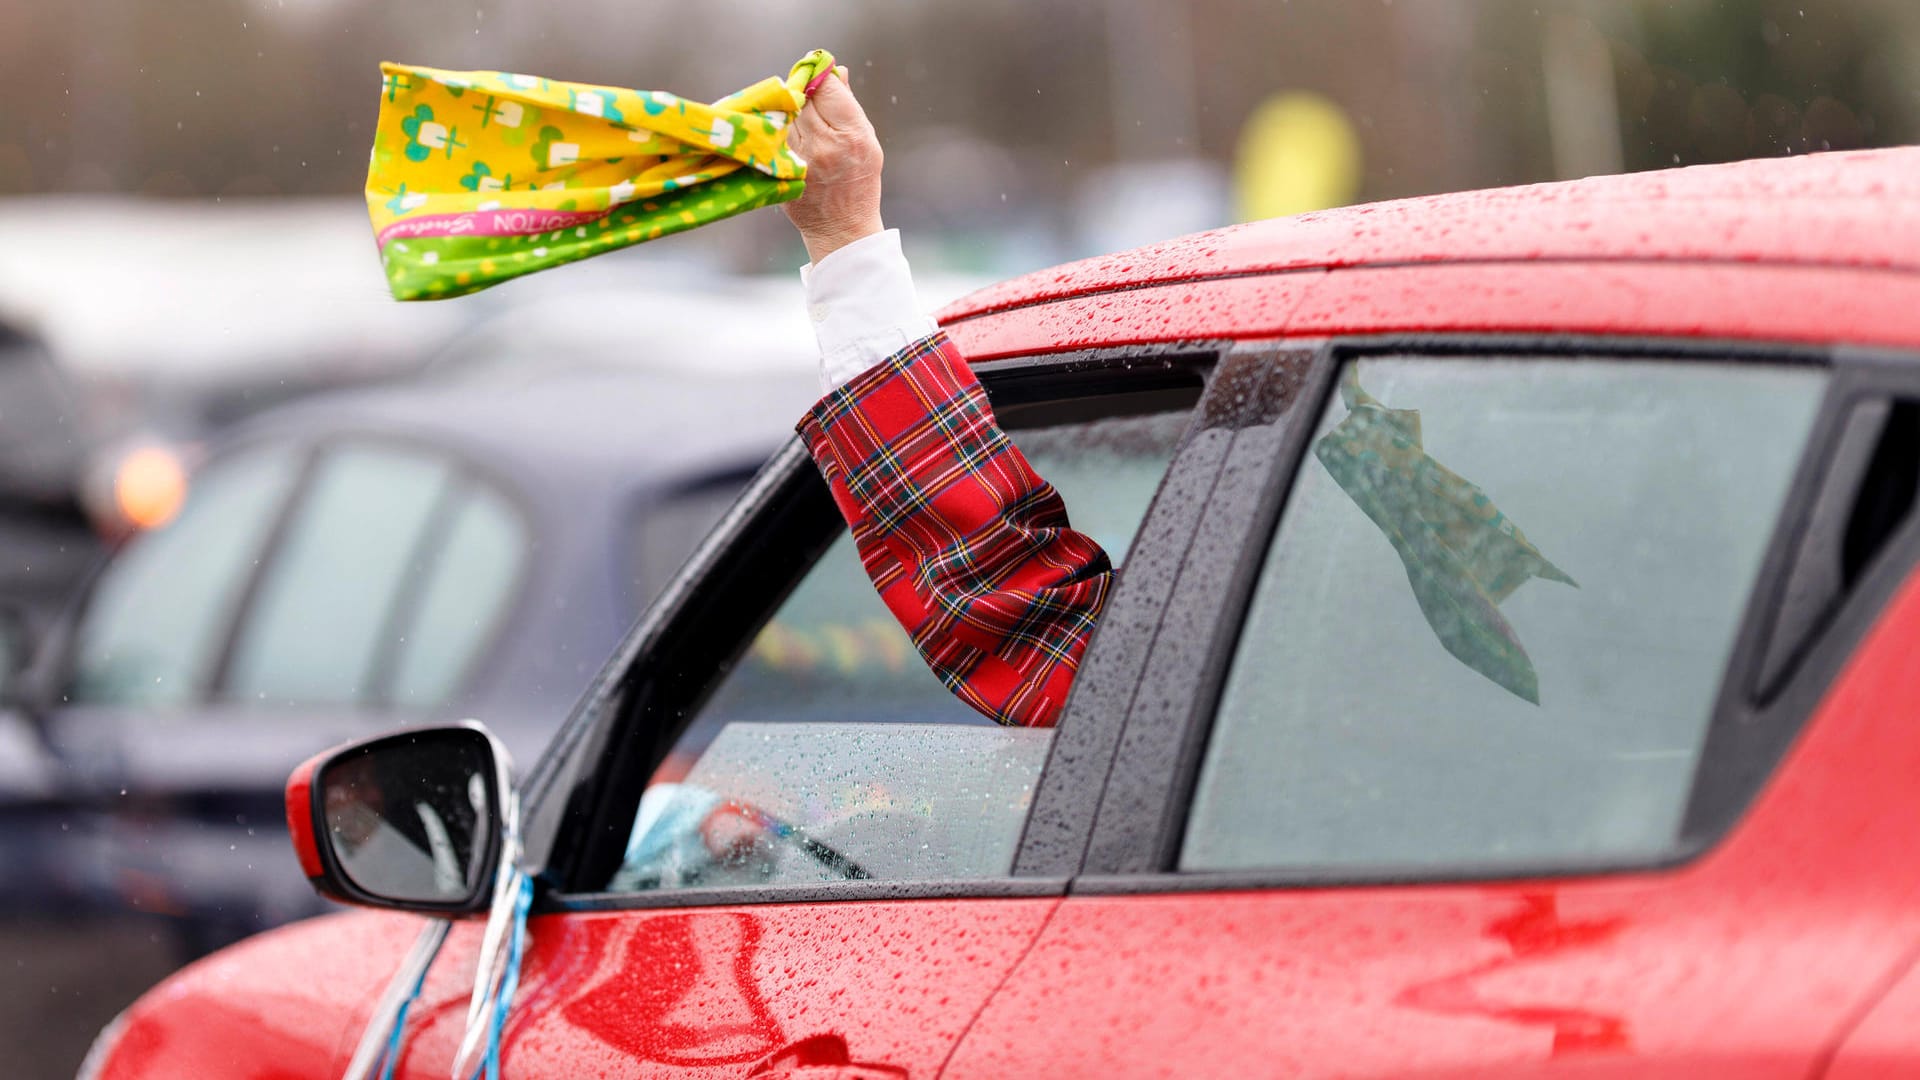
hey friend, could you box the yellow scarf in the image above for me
[366,50,834,300]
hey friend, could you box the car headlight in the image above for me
[74,1009,128,1080]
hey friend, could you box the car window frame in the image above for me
[50,434,318,708]
[199,432,537,712]
[520,343,1235,913]
[1074,332,1920,894]
[372,467,538,711]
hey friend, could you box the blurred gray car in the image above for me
[0,363,816,951]
[0,321,102,642]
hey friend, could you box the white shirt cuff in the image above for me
[800,228,941,393]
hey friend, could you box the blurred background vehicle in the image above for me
[0,351,818,954]
[0,320,103,640]
[5,0,1920,1075]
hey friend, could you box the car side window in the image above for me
[1181,356,1827,875]
[222,444,455,707]
[630,475,755,609]
[69,446,301,706]
[603,397,1196,893]
[386,480,529,709]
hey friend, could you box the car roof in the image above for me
[225,367,821,494]
[940,148,1920,323]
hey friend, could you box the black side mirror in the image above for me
[286,722,511,915]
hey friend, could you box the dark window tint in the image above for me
[1183,357,1824,874]
[224,445,452,707]
[0,337,83,499]
[387,481,529,709]
[630,476,752,608]
[70,447,301,706]
[606,401,1195,893]
[1841,401,1920,584]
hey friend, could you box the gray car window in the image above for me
[387,481,529,710]
[70,447,300,706]
[0,337,84,499]
[1182,357,1825,875]
[223,444,453,707]
[630,478,750,610]
[605,405,1194,893]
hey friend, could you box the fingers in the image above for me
[786,105,821,160]
[790,69,880,177]
[804,70,869,134]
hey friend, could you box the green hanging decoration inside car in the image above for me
[1313,368,1578,704]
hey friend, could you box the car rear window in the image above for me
[630,475,755,610]
[386,480,529,709]
[224,445,453,706]
[69,447,300,706]
[1181,356,1825,875]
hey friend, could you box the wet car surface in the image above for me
[85,148,1920,1078]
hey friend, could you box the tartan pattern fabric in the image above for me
[795,332,1113,728]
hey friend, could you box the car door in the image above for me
[371,347,1221,1079]
[945,338,1920,1077]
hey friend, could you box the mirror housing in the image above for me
[286,722,510,916]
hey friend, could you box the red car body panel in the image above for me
[95,150,1920,1078]
[94,912,422,1080]
[940,148,1920,322]
[946,566,1920,1078]
[945,263,1920,361]
[307,899,1056,1078]
[1827,949,1920,1079]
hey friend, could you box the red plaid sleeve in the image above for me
[794,332,1113,728]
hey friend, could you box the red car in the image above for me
[84,148,1920,1079]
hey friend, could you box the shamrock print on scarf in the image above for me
[383,183,428,215]
[402,105,467,162]
[381,69,414,103]
[530,124,577,170]
[639,91,682,117]
[497,72,550,93]
[427,70,470,97]
[471,94,526,130]
[367,51,831,300]
[569,89,623,123]
[459,162,510,192]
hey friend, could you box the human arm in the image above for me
[783,70,1112,728]
[796,333,1111,727]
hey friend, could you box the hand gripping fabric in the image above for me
[366,50,835,300]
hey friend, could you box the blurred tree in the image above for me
[1616,0,1919,168]
[1,0,1916,265]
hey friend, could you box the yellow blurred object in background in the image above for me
[1234,91,1363,222]
[114,446,187,530]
